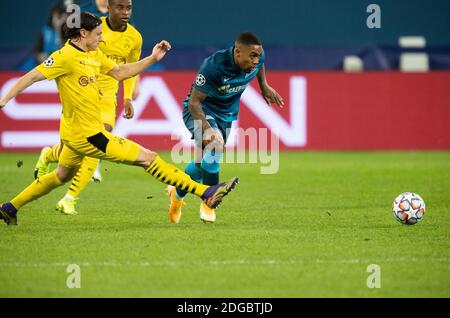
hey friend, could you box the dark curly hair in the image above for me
[62,12,102,40]
[236,32,262,46]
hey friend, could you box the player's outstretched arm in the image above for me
[0,69,46,108]
[108,40,171,81]
[257,64,284,108]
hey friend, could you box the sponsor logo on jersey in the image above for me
[78,76,96,86]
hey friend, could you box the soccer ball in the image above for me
[392,192,426,225]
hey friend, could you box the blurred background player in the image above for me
[88,0,140,183]
[0,12,238,226]
[79,0,140,179]
[35,2,68,65]
[34,0,142,215]
[167,32,283,224]
[18,1,69,70]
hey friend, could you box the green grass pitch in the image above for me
[0,152,449,297]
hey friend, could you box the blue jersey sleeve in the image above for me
[193,59,220,95]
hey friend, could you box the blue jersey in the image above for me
[183,46,265,122]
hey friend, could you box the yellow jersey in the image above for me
[36,42,117,140]
[97,17,142,100]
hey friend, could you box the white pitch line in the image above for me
[0,257,448,268]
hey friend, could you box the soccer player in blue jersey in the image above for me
[167,32,284,224]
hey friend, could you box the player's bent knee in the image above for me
[55,165,78,183]
[134,148,158,168]
[204,140,224,153]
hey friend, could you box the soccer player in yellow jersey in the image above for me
[35,0,144,215]
[0,12,238,226]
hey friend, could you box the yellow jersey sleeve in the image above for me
[123,33,143,100]
[35,50,71,80]
[96,50,117,75]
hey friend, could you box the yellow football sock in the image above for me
[67,156,100,198]
[11,170,64,209]
[45,143,62,163]
[146,156,208,197]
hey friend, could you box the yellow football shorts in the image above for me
[99,96,117,129]
[59,130,141,168]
